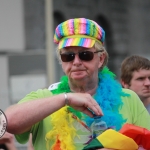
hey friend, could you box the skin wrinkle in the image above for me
[60,46,105,95]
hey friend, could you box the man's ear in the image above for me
[120,80,129,88]
[98,53,105,69]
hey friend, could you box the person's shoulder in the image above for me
[121,88,146,111]
[122,88,139,97]
[18,88,52,104]
[32,82,61,97]
[121,88,142,104]
[36,88,53,95]
[48,82,61,90]
[120,88,146,114]
[122,88,135,93]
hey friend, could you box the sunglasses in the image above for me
[60,50,103,62]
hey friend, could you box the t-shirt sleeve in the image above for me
[18,89,53,103]
[15,89,53,144]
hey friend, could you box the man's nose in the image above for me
[144,78,150,86]
[73,54,82,65]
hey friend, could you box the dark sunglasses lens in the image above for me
[61,53,75,62]
[79,51,94,61]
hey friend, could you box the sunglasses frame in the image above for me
[60,50,103,62]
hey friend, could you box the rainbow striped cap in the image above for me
[54,18,105,49]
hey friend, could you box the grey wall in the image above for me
[24,0,150,77]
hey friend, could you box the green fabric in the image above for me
[15,88,150,150]
[82,138,103,150]
[119,89,150,129]
[15,89,53,149]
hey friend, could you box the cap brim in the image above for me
[58,37,95,49]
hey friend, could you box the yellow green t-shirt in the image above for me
[15,88,150,150]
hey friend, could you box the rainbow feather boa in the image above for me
[45,67,128,150]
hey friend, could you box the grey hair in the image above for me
[94,41,109,70]
[55,41,109,70]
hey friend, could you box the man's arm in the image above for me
[5,93,103,134]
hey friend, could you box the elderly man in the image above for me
[5,18,150,150]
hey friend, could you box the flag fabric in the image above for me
[83,123,150,150]
[83,129,138,150]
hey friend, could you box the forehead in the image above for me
[132,69,150,78]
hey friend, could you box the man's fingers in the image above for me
[87,98,103,116]
[82,103,103,117]
[67,93,103,117]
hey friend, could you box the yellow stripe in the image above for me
[60,35,102,45]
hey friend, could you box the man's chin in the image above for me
[140,94,150,100]
[71,73,87,80]
[72,76,85,80]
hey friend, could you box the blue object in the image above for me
[91,116,107,138]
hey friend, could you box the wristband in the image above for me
[64,93,69,105]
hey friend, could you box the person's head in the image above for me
[120,55,150,101]
[53,18,108,85]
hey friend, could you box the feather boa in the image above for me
[45,107,76,150]
[45,67,128,150]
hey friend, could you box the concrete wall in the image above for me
[0,0,25,52]
[0,55,9,111]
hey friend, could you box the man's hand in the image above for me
[0,132,14,144]
[67,93,103,117]
[0,132,18,150]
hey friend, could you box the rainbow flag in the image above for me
[83,123,150,150]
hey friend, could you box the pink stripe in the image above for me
[83,39,91,47]
[87,39,92,47]
[99,27,103,39]
[68,19,74,35]
[56,27,61,37]
[80,18,86,34]
[66,39,73,46]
